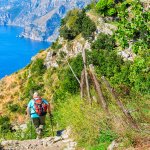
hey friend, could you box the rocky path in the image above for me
[0,129,77,150]
[1,137,76,150]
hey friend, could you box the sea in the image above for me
[0,26,50,79]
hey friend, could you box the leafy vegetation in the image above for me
[30,58,46,75]
[0,116,11,133]
[81,15,97,39]
[59,55,83,94]
[91,33,115,50]
[51,40,62,50]
[115,1,150,50]
[7,102,20,112]
[60,9,96,40]
[95,0,121,17]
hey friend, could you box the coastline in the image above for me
[0,25,50,79]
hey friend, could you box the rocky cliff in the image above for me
[0,0,92,42]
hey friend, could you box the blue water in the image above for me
[0,26,50,79]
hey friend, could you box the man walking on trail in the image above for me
[27,92,52,139]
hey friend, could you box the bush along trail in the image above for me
[0,0,150,150]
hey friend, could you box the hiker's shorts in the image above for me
[32,115,46,128]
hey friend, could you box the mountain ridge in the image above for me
[0,0,92,42]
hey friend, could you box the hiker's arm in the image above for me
[26,107,30,117]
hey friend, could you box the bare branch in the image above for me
[66,59,81,85]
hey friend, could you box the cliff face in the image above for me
[0,0,91,42]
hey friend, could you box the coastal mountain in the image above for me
[0,0,92,42]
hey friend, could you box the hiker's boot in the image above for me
[36,135,41,139]
[39,125,44,137]
[39,125,43,130]
[36,125,44,139]
[36,128,42,139]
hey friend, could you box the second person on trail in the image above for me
[27,92,52,139]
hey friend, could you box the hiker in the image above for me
[27,92,52,139]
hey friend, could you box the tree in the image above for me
[82,16,96,39]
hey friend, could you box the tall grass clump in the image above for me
[54,95,118,149]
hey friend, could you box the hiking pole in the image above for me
[30,118,32,139]
[49,114,54,136]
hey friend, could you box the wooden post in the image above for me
[89,64,108,112]
[101,76,139,130]
[82,48,91,104]
[80,69,85,99]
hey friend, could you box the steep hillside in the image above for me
[0,1,150,149]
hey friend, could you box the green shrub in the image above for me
[30,58,46,75]
[0,116,10,125]
[96,0,117,17]
[107,7,116,16]
[115,1,149,49]
[7,103,20,112]
[59,54,83,94]
[22,58,46,99]
[51,41,62,50]
[60,9,83,40]
[98,130,118,143]
[87,49,123,78]
[128,55,150,93]
[60,9,96,40]
[86,47,149,94]
[88,130,118,150]
[91,33,115,50]
[6,102,26,114]
[53,89,70,104]
[0,116,11,133]
[81,15,96,39]
[60,26,77,40]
